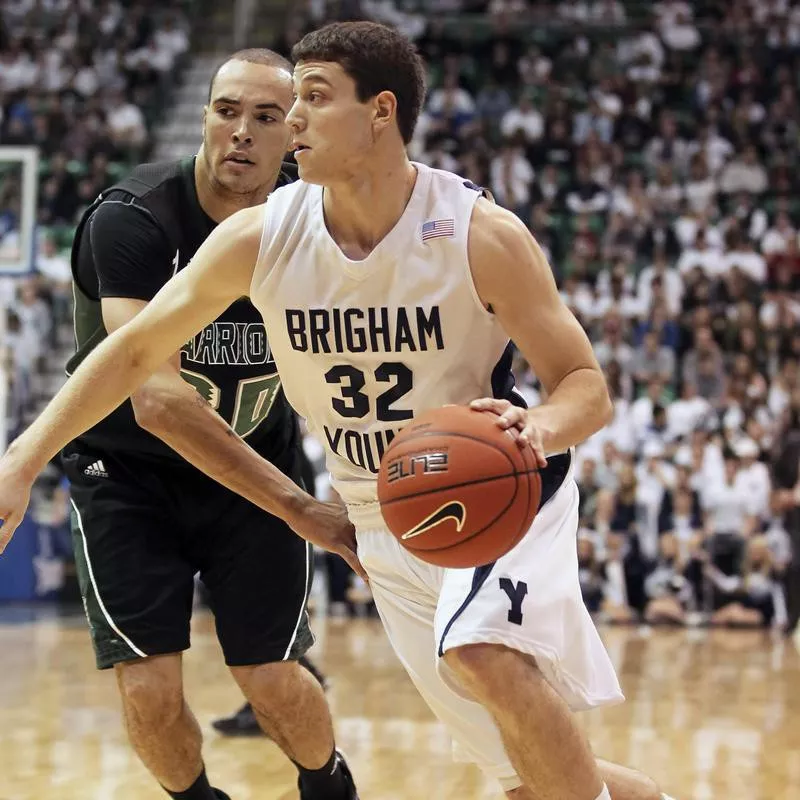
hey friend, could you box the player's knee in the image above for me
[115,658,184,731]
[231,661,301,710]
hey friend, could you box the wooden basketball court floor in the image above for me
[1,608,799,800]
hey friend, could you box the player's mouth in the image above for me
[224,153,255,166]
[293,143,311,155]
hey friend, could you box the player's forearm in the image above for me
[526,368,613,455]
[5,330,164,480]
[134,374,309,523]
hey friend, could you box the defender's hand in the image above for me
[292,499,367,582]
[469,398,548,468]
[0,463,34,555]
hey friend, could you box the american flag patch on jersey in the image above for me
[421,218,455,242]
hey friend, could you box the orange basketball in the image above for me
[377,405,542,568]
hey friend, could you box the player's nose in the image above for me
[232,127,253,145]
[232,117,254,144]
[286,99,304,132]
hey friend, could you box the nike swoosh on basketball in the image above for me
[401,501,466,540]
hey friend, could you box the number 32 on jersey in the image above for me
[324,360,414,474]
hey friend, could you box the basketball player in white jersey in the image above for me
[1,20,678,800]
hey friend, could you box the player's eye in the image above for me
[217,107,233,117]
[258,115,277,124]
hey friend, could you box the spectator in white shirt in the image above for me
[154,14,190,59]
[702,455,758,537]
[105,89,148,150]
[661,8,701,50]
[426,73,476,126]
[674,205,724,252]
[500,93,544,144]
[647,163,683,215]
[677,229,725,278]
[638,253,684,316]
[667,382,713,440]
[722,235,767,283]
[489,143,534,218]
[686,124,734,177]
[734,438,772,522]
[719,145,768,195]
[593,272,646,320]
[760,211,797,257]
[594,312,635,374]
[654,0,693,31]
[636,440,677,558]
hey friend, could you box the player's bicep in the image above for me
[115,206,262,374]
[468,200,601,395]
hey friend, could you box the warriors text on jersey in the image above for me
[67,157,298,463]
[250,162,523,529]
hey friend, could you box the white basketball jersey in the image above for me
[250,162,520,529]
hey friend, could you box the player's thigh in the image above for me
[64,451,196,670]
[198,495,314,667]
[357,528,521,791]
[435,478,625,713]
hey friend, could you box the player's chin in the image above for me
[294,157,326,184]
[217,172,261,194]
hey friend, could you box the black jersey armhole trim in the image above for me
[71,195,171,302]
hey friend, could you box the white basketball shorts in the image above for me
[353,454,624,791]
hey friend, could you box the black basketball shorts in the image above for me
[62,443,313,670]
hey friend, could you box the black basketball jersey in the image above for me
[65,156,300,464]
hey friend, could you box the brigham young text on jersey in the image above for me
[252,163,524,524]
[285,306,444,355]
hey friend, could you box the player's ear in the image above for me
[201,105,208,140]
[373,90,397,135]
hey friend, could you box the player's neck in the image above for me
[322,156,417,260]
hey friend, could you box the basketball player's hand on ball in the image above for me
[0,462,33,555]
[294,499,368,581]
[469,399,548,469]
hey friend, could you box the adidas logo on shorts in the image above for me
[84,460,108,478]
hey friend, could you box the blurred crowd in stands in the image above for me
[1,0,191,434]
[1,0,798,631]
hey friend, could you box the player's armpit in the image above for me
[467,199,612,452]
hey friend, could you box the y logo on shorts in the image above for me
[401,501,466,540]
[499,578,528,625]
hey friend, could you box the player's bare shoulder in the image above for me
[467,197,555,310]
[222,203,266,242]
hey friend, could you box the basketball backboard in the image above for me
[0,146,38,276]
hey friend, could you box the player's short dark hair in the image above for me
[291,21,427,144]
[208,48,293,102]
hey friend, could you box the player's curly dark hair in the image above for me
[292,21,427,144]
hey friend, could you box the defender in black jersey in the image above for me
[59,50,359,800]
